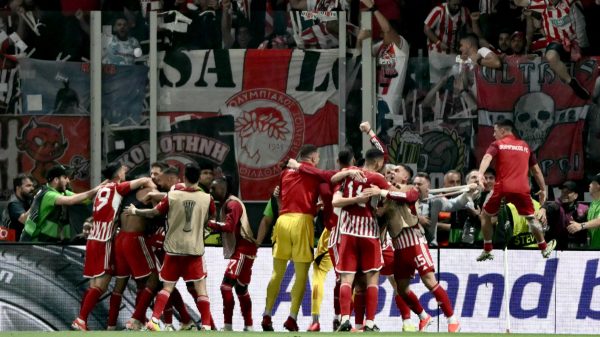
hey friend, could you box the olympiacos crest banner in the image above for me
[158,49,356,200]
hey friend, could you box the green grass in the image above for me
[1,333,599,337]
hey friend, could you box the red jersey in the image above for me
[486,134,537,194]
[89,181,131,242]
[279,162,323,215]
[338,170,390,238]
[529,0,577,43]
[297,164,338,230]
[208,198,257,256]
[425,4,471,53]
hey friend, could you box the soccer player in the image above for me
[208,176,258,331]
[332,148,392,332]
[71,163,153,331]
[144,165,196,331]
[286,149,358,331]
[262,144,325,332]
[363,181,475,333]
[125,163,216,331]
[476,119,556,261]
[107,182,160,331]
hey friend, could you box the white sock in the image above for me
[341,315,350,323]
[418,311,429,320]
[365,320,374,328]
[223,324,233,331]
[334,314,341,321]
[448,315,457,324]
[289,312,297,320]
[202,325,211,330]
[263,309,271,317]
[356,324,363,330]
[403,319,412,325]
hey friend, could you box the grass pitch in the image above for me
[1,332,599,337]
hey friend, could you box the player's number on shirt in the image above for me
[347,181,366,207]
[93,187,112,212]
[414,254,427,268]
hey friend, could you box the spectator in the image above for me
[567,174,600,249]
[496,30,511,54]
[508,30,526,55]
[102,16,142,65]
[424,0,475,85]
[413,172,471,246]
[538,180,588,249]
[20,165,101,243]
[450,169,483,246]
[186,0,223,49]
[61,0,94,61]
[521,0,590,99]
[1,173,35,240]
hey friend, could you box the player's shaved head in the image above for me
[298,144,318,160]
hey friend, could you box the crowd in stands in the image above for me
[0,1,596,58]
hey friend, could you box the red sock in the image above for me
[333,280,341,315]
[484,241,493,252]
[152,290,171,320]
[339,283,352,316]
[237,291,253,326]
[132,287,154,322]
[80,288,90,311]
[221,284,235,324]
[403,290,425,315]
[195,295,212,327]
[107,292,122,327]
[395,294,410,320]
[538,241,547,251]
[365,285,378,321]
[170,288,191,323]
[431,284,454,317]
[354,291,365,325]
[79,287,103,322]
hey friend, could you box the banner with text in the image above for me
[475,56,599,185]
[158,49,351,200]
[105,115,238,193]
[2,246,600,333]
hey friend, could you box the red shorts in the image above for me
[113,231,157,279]
[160,254,207,283]
[380,246,395,276]
[484,188,534,216]
[335,234,382,273]
[145,232,166,267]
[83,239,113,278]
[393,242,435,280]
[224,252,255,285]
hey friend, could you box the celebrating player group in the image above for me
[70,119,554,333]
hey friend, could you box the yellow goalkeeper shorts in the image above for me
[272,213,314,263]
